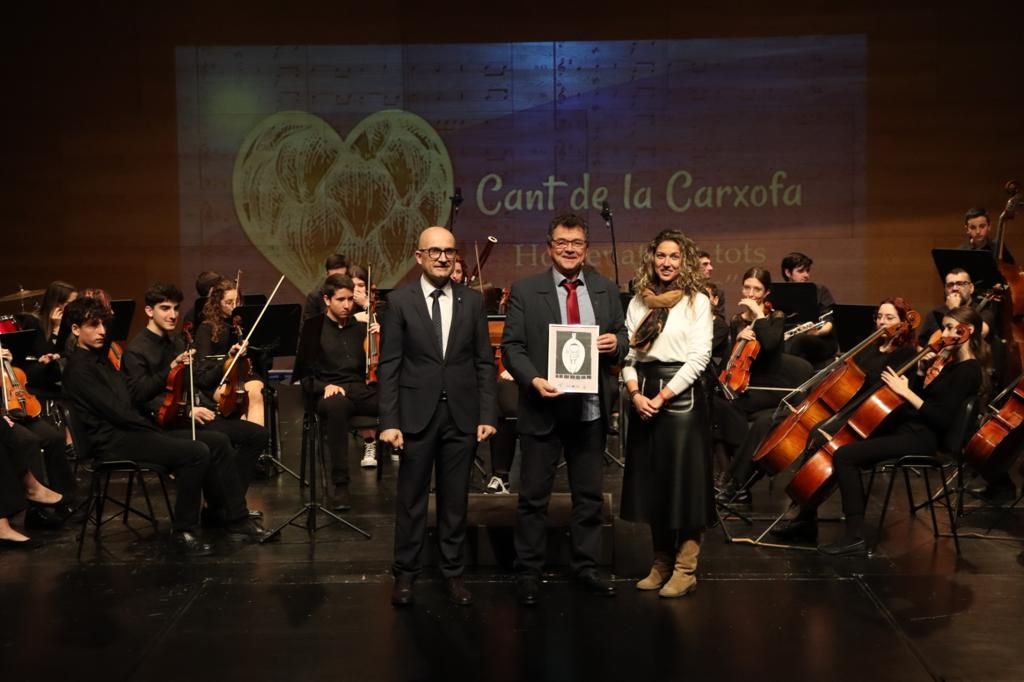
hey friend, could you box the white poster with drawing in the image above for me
[547,324,599,394]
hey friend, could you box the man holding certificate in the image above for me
[501,213,629,605]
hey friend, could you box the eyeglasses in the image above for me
[550,239,588,250]
[945,280,971,289]
[418,247,458,261]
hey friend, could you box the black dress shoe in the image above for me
[24,504,68,529]
[577,570,617,597]
[224,518,277,543]
[516,574,541,606]
[968,482,1017,504]
[446,577,473,606]
[332,485,352,512]
[0,536,43,550]
[170,530,215,557]
[716,486,752,505]
[817,538,866,556]
[247,509,264,520]
[769,518,819,544]
[392,575,415,606]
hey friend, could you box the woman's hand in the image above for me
[881,367,913,399]
[737,327,757,342]
[738,298,764,319]
[632,393,659,420]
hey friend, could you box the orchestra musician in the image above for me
[302,254,349,321]
[194,279,266,427]
[19,280,76,398]
[501,213,628,605]
[293,274,381,511]
[62,297,275,555]
[123,283,269,501]
[715,267,813,504]
[705,282,730,369]
[0,415,69,550]
[917,268,994,346]
[620,230,713,598]
[779,305,987,555]
[451,257,467,286]
[183,270,225,330]
[780,252,838,366]
[960,206,1014,263]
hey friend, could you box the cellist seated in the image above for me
[194,280,266,427]
[293,274,380,512]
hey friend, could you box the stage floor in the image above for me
[3,384,1023,682]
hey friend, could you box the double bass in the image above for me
[786,323,971,507]
[994,180,1024,372]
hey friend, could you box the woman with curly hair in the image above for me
[620,229,713,598]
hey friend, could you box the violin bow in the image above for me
[218,275,286,387]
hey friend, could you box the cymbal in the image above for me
[0,288,45,303]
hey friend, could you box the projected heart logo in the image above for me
[233,110,454,292]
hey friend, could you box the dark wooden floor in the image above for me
[3,383,1023,682]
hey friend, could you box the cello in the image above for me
[964,370,1024,477]
[754,311,921,477]
[786,323,971,507]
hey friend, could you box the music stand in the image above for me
[108,300,135,342]
[931,249,1003,289]
[231,303,303,482]
[768,283,818,325]
[832,304,877,352]
[0,330,37,365]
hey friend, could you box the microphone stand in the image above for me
[447,187,463,232]
[600,202,620,290]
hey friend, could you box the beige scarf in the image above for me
[630,287,684,352]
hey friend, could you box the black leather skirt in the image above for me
[620,362,714,532]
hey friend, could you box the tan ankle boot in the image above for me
[636,551,672,590]
[659,537,700,598]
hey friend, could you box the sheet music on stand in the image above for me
[768,282,818,326]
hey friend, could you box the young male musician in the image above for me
[122,283,268,500]
[303,254,349,321]
[293,274,380,511]
[959,207,1013,263]
[780,252,837,365]
[63,297,273,555]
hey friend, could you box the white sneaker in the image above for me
[360,441,377,468]
[485,475,510,495]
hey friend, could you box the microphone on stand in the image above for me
[446,187,464,230]
[600,201,613,224]
[600,201,620,289]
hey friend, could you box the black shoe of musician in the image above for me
[332,484,352,512]
[446,576,473,606]
[170,530,215,557]
[24,502,70,529]
[224,518,278,543]
[770,518,819,544]
[247,509,264,520]
[968,481,1017,504]
[817,537,866,556]
[577,570,617,597]
[392,574,415,607]
[716,485,752,505]
[516,574,541,606]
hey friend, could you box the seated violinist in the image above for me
[303,254,348,321]
[780,252,838,366]
[19,280,77,398]
[62,297,274,555]
[715,267,813,504]
[959,206,1013,263]
[293,274,379,511]
[123,283,268,499]
[194,279,265,427]
[776,305,987,555]
[917,268,994,346]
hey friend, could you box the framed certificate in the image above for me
[547,324,599,394]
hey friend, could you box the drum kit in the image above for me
[0,286,45,334]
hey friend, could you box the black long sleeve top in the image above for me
[122,328,216,415]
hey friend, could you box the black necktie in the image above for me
[431,289,444,354]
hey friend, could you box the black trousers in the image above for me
[727,409,775,487]
[106,429,247,531]
[490,379,519,477]
[201,417,267,494]
[316,384,378,485]
[515,418,605,576]
[392,401,475,578]
[0,440,30,519]
[832,422,937,517]
[11,417,76,495]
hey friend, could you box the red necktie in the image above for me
[561,279,580,324]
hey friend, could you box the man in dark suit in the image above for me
[379,226,497,607]
[501,213,629,605]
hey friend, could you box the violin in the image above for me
[365,270,380,385]
[719,301,772,396]
[786,323,971,507]
[108,341,124,370]
[2,349,42,420]
[753,311,922,478]
[155,324,195,429]
[964,370,1024,477]
[217,315,254,418]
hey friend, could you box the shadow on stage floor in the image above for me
[3,384,1023,682]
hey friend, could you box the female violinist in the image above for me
[194,280,265,427]
[19,280,77,397]
[619,230,713,598]
[715,268,814,503]
[770,298,920,543]
[785,305,987,555]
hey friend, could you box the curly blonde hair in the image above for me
[202,280,238,343]
[631,230,706,300]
